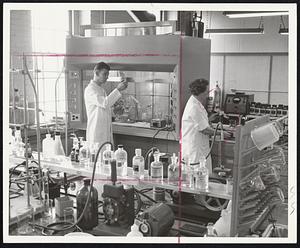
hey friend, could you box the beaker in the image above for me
[64,207,75,224]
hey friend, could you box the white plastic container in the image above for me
[42,134,54,160]
[132,148,145,179]
[126,222,143,237]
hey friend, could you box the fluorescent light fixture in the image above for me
[279,28,288,35]
[205,27,264,35]
[223,11,288,18]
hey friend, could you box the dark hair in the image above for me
[189,78,209,96]
[94,62,110,72]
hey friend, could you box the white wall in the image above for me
[203,11,288,53]
[202,12,288,105]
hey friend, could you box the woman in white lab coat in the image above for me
[84,62,128,149]
[181,78,230,174]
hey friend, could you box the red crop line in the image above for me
[13,53,178,58]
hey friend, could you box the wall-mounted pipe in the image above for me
[68,10,73,36]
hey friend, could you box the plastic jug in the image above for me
[42,133,54,160]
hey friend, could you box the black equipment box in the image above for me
[224,93,254,115]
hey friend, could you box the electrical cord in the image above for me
[29,141,110,232]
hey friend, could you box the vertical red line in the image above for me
[177,34,183,244]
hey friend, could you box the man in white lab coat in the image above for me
[84,62,128,149]
[181,78,230,174]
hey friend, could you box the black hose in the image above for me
[205,122,221,160]
[134,188,157,204]
[29,141,111,232]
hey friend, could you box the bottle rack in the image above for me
[230,115,286,236]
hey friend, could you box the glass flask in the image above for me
[150,151,163,182]
[168,153,179,185]
[53,131,65,159]
[132,148,145,179]
[114,144,128,177]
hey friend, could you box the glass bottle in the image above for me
[132,148,145,179]
[204,222,217,237]
[114,144,128,177]
[14,128,24,157]
[70,147,76,162]
[9,128,15,155]
[24,138,32,158]
[196,156,209,190]
[79,141,89,167]
[42,133,54,160]
[76,178,98,230]
[147,148,159,176]
[102,144,113,175]
[150,151,163,182]
[181,157,189,184]
[168,153,179,185]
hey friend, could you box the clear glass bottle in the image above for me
[132,148,145,179]
[9,128,15,155]
[14,129,24,157]
[150,151,163,182]
[42,133,54,160]
[168,153,179,185]
[204,222,217,237]
[53,131,65,159]
[181,157,189,184]
[114,144,127,177]
[196,156,209,190]
[89,143,96,164]
[79,141,89,167]
[102,144,113,175]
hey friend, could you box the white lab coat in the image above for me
[84,81,121,148]
[181,95,212,173]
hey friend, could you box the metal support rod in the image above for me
[22,55,31,208]
[54,68,65,131]
[24,56,43,204]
